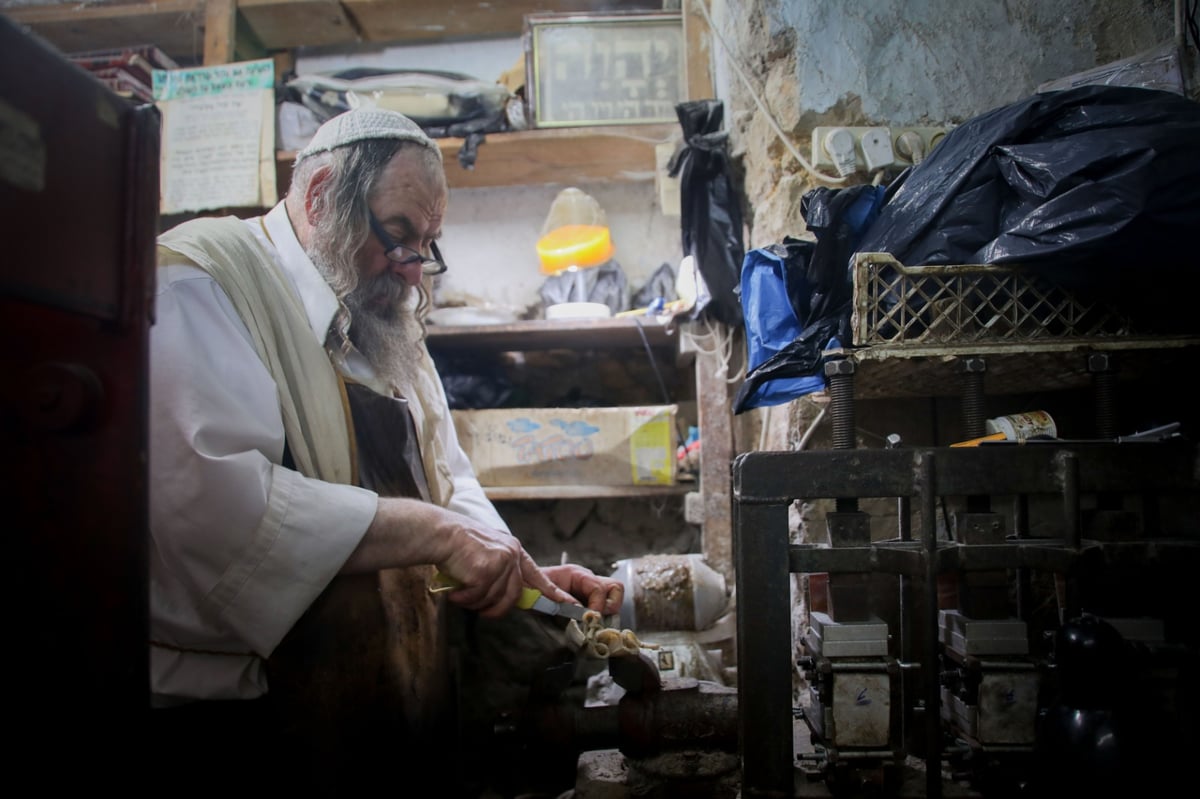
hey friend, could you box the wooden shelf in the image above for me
[485,483,692,501]
[6,0,661,63]
[4,1,208,62]
[440,124,675,188]
[834,335,1200,401]
[435,315,689,502]
[277,123,675,192]
[425,315,677,354]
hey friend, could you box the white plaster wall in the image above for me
[438,181,682,315]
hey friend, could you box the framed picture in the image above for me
[525,10,685,128]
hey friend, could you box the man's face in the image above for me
[355,148,448,322]
[303,146,446,387]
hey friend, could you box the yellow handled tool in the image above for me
[429,571,588,621]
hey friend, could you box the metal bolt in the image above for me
[824,359,855,377]
[955,357,986,374]
[1087,352,1113,373]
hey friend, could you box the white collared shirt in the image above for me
[150,203,506,703]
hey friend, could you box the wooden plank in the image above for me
[438,123,675,188]
[4,1,665,59]
[486,484,690,501]
[839,337,1200,401]
[342,0,659,44]
[234,12,269,61]
[684,0,714,100]
[4,1,207,62]
[696,323,736,585]
[237,0,360,50]
[425,316,675,354]
[277,123,676,193]
[204,0,237,64]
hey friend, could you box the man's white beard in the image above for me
[309,237,424,391]
[344,273,425,391]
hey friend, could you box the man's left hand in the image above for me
[541,564,624,616]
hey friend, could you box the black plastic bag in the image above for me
[668,100,744,328]
[855,85,1200,330]
[732,240,826,412]
[436,361,513,410]
[538,260,629,315]
[631,262,678,310]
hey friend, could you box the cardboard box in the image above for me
[452,405,677,487]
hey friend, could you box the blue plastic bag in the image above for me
[735,244,826,410]
[734,185,886,413]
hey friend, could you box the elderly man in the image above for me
[149,108,622,789]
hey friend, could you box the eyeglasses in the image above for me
[368,211,448,276]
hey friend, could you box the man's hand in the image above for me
[436,538,570,619]
[348,497,570,619]
[541,563,624,616]
[349,497,623,620]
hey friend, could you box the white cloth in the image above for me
[150,202,506,703]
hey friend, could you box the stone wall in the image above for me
[711,0,1190,246]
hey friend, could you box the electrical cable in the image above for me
[757,405,772,450]
[689,0,847,186]
[679,316,746,384]
[795,403,828,451]
[632,315,672,405]
[632,315,691,456]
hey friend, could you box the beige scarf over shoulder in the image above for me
[157,216,352,485]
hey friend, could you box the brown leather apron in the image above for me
[265,382,453,787]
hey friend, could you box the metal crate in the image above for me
[850,252,1138,348]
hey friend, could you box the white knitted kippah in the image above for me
[296,108,441,163]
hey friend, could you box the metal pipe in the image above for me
[918,451,942,799]
[1058,450,1081,549]
[822,660,895,674]
[823,748,902,761]
[1014,494,1031,622]
[826,359,859,514]
[957,359,987,440]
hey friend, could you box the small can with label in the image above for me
[985,410,1057,441]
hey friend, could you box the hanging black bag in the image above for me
[668,99,745,328]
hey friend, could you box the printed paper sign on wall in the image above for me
[153,59,276,213]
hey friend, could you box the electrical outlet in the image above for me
[890,127,948,165]
[812,126,948,172]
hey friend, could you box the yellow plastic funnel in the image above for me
[536,224,614,275]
